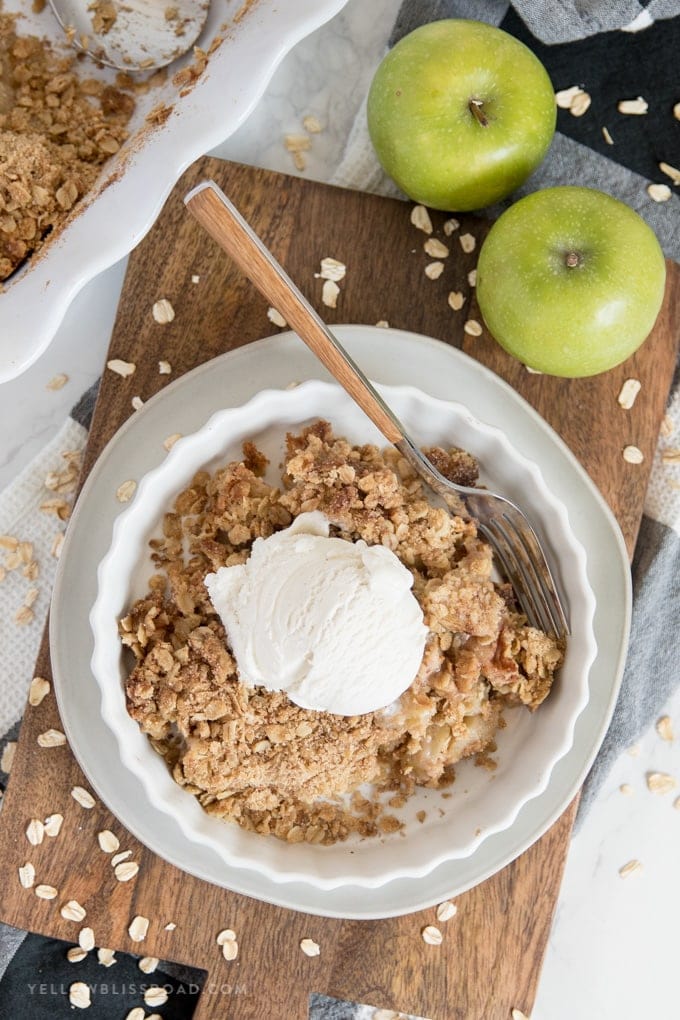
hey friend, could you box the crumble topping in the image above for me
[0,12,134,281]
[120,421,564,844]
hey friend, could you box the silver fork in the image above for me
[184,180,570,642]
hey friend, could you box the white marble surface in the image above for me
[1,1,677,1016]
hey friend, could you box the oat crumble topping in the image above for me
[120,422,564,845]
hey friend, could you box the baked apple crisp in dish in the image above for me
[0,0,348,381]
[90,381,596,888]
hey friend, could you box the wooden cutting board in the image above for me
[0,160,678,1020]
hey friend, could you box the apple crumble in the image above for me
[120,421,564,844]
[0,11,135,281]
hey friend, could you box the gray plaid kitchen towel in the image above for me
[1,2,680,1017]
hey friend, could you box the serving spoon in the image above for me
[48,0,210,71]
[184,180,569,640]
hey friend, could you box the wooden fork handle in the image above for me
[184,180,404,446]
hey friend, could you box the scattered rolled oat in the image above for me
[619,859,642,878]
[164,922,177,931]
[216,928,236,945]
[436,900,457,922]
[1,741,16,773]
[139,956,159,973]
[115,861,139,882]
[512,1010,530,1020]
[44,813,64,837]
[375,320,389,328]
[19,863,36,889]
[69,981,91,1009]
[284,133,311,171]
[443,217,460,235]
[321,279,340,308]
[555,85,584,108]
[267,307,287,328]
[107,359,136,378]
[98,830,120,853]
[222,940,238,961]
[40,497,71,520]
[459,233,476,253]
[116,479,137,503]
[51,533,65,559]
[303,114,323,133]
[619,784,634,796]
[617,378,641,409]
[71,786,96,809]
[674,102,680,120]
[126,1011,145,1020]
[464,319,483,337]
[424,238,449,258]
[79,927,95,951]
[656,716,674,741]
[570,90,591,116]
[61,900,87,922]
[659,161,680,186]
[37,729,66,748]
[602,126,614,145]
[410,204,433,234]
[447,291,464,311]
[191,274,200,284]
[158,360,172,375]
[674,797,680,810]
[46,373,69,391]
[662,447,680,464]
[144,987,169,1008]
[131,396,144,411]
[163,433,183,452]
[26,819,45,846]
[424,261,444,280]
[152,298,175,324]
[128,915,149,942]
[67,947,88,963]
[97,948,117,967]
[36,884,58,899]
[647,772,676,794]
[318,257,346,282]
[617,97,648,115]
[28,676,51,707]
[300,938,320,957]
[648,183,671,203]
[111,850,132,867]
[467,268,477,287]
[15,605,35,626]
[421,924,443,945]
[623,445,644,464]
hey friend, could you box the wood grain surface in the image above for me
[0,160,678,1020]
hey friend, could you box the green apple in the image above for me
[366,19,556,211]
[476,187,667,377]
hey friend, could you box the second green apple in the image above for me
[367,19,556,211]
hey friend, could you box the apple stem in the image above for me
[565,251,582,268]
[469,99,489,127]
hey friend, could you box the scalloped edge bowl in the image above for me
[89,380,597,890]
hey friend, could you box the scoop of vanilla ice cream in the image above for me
[204,511,427,716]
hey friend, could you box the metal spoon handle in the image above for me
[184,180,405,446]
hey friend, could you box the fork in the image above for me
[184,180,570,641]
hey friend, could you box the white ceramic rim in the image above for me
[89,379,597,890]
[48,325,631,918]
[0,0,348,382]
